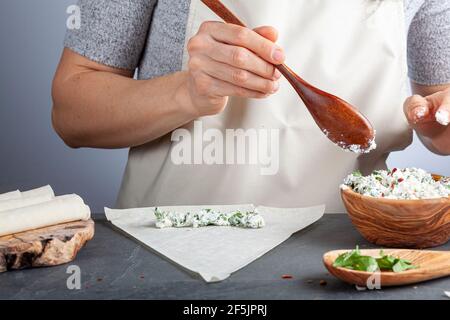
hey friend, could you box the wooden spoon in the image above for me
[323,249,450,287]
[201,0,376,153]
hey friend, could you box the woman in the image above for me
[52,0,449,212]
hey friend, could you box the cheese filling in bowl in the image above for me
[340,168,450,248]
[342,168,450,200]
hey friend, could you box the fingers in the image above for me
[205,42,281,80]
[404,89,450,131]
[426,90,450,126]
[200,21,286,65]
[187,22,285,106]
[191,71,270,99]
[253,26,278,43]
[188,29,280,80]
[403,94,431,124]
[193,55,279,94]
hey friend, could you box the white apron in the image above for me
[117,0,411,213]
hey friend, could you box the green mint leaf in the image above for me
[352,170,362,177]
[376,255,396,270]
[333,247,361,268]
[392,259,417,273]
[352,256,379,272]
[333,246,418,273]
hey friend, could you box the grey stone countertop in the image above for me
[1,214,449,300]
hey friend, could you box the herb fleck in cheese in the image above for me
[154,208,265,229]
[342,168,450,200]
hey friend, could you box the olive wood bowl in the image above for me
[341,175,450,248]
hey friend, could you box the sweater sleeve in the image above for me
[64,0,157,70]
[407,0,450,85]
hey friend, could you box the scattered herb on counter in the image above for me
[333,246,418,273]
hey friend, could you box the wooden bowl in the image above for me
[341,176,450,248]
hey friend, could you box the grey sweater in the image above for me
[65,0,450,85]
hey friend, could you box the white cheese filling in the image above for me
[154,208,265,229]
[323,130,377,154]
[342,168,450,200]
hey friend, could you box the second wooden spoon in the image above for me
[201,0,376,153]
[324,249,450,287]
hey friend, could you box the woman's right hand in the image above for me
[182,22,285,117]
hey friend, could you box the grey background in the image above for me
[0,0,448,212]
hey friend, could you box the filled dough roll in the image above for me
[0,193,55,212]
[21,185,55,199]
[0,194,91,236]
[0,185,54,202]
[0,190,21,201]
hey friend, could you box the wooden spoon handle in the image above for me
[201,0,247,27]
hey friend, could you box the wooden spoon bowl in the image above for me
[323,249,450,287]
[341,176,450,248]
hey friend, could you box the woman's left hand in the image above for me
[403,87,450,155]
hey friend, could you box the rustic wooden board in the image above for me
[0,219,94,272]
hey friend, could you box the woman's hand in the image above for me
[181,22,285,117]
[403,87,450,155]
